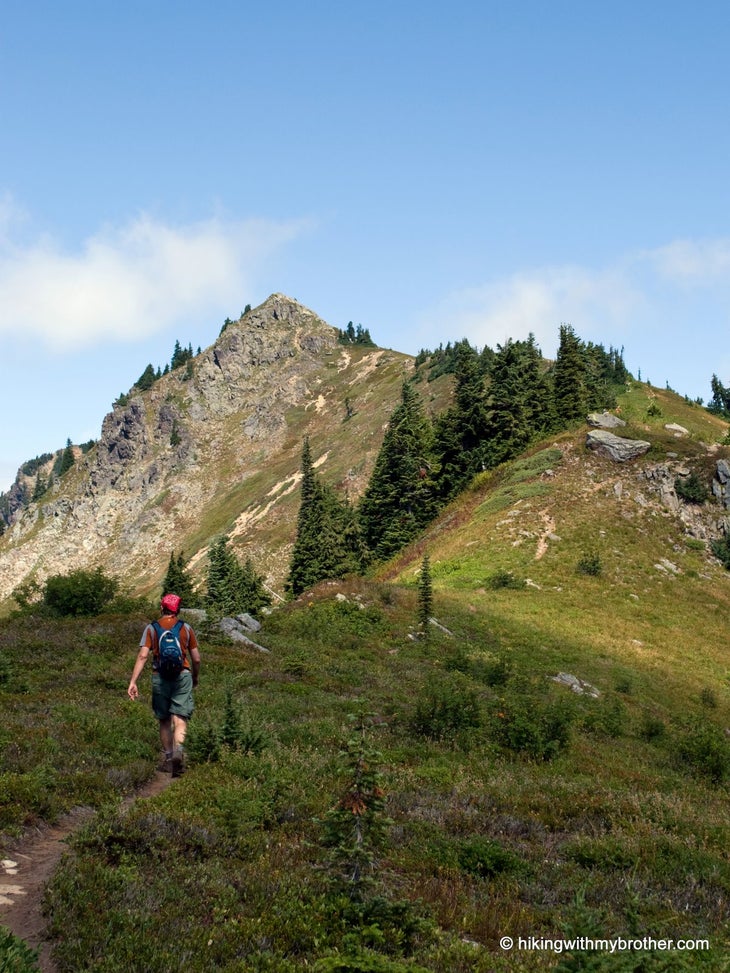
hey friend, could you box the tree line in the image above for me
[286,324,631,595]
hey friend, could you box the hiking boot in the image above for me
[157,752,172,773]
[171,747,185,778]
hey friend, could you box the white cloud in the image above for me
[643,238,730,283]
[418,238,730,399]
[0,212,309,349]
[423,261,643,359]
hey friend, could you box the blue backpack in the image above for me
[153,620,185,679]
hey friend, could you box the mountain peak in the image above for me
[0,296,411,604]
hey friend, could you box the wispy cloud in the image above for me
[0,210,309,349]
[420,262,644,360]
[642,238,730,283]
[422,238,730,367]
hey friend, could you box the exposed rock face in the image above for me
[712,459,730,509]
[0,294,409,603]
[638,460,730,542]
[587,411,626,429]
[585,430,651,462]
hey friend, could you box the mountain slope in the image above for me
[0,294,420,606]
[384,385,730,711]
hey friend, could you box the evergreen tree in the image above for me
[171,339,184,370]
[238,557,274,615]
[32,474,47,502]
[583,342,620,411]
[57,439,75,477]
[358,382,439,560]
[485,336,553,467]
[162,551,198,607]
[709,375,730,416]
[206,535,270,616]
[433,342,490,499]
[319,714,390,897]
[287,438,368,596]
[553,324,588,423]
[135,363,156,391]
[417,554,433,636]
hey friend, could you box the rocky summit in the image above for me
[0,294,413,604]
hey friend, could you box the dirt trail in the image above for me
[0,770,173,972]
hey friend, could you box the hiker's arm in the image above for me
[190,647,201,687]
[127,645,150,700]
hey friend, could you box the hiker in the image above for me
[127,593,201,777]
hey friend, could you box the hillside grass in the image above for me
[1,573,728,971]
[2,384,729,971]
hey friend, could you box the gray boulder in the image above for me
[552,672,600,698]
[219,616,269,652]
[236,612,262,632]
[587,411,626,429]
[586,430,651,462]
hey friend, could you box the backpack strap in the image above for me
[152,619,187,666]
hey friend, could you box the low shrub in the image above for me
[313,949,431,973]
[0,926,40,972]
[576,549,602,577]
[638,714,666,742]
[710,534,730,569]
[453,835,524,879]
[675,472,709,504]
[409,678,482,742]
[42,568,119,617]
[484,570,524,590]
[490,690,574,760]
[580,696,628,739]
[443,651,512,687]
[675,723,730,784]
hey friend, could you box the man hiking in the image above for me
[127,593,201,777]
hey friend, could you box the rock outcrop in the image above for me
[585,430,651,462]
[712,459,730,510]
[587,411,626,429]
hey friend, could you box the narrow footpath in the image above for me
[0,771,173,973]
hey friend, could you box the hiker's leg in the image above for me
[171,714,188,749]
[159,717,173,753]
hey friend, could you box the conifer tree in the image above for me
[319,713,390,897]
[358,382,439,560]
[553,324,588,423]
[485,337,550,467]
[171,339,184,370]
[207,535,271,616]
[434,342,490,499]
[710,375,730,416]
[32,474,47,502]
[417,554,433,636]
[57,439,75,477]
[135,363,156,391]
[162,551,198,607]
[287,438,368,596]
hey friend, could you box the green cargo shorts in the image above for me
[152,670,194,721]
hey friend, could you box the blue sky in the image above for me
[2,1,730,491]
